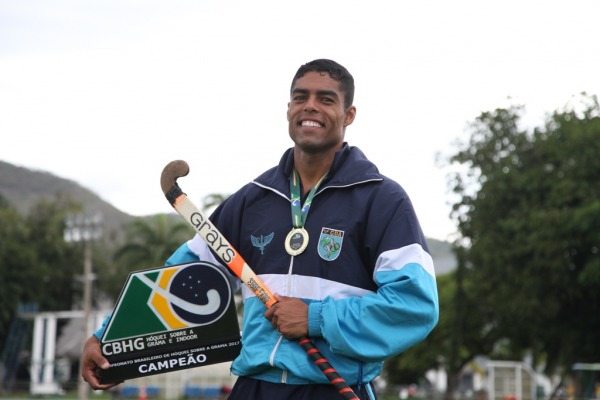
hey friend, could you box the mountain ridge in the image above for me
[0,160,134,237]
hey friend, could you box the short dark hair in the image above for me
[291,59,355,109]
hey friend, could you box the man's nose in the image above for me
[304,96,318,112]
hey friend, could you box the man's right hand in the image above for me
[81,335,120,390]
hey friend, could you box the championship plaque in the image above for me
[98,261,241,383]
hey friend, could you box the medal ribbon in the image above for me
[289,168,327,228]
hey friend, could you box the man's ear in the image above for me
[344,105,357,127]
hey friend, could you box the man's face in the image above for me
[287,71,356,154]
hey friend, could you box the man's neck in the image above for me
[293,149,336,195]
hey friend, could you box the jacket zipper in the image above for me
[268,256,295,383]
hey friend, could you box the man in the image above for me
[82,59,439,400]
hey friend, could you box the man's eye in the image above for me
[321,97,334,104]
[293,96,307,101]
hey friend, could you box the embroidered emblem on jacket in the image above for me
[251,233,274,255]
[318,227,344,261]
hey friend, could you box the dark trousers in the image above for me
[228,376,377,400]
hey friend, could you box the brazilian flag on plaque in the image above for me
[99,261,241,383]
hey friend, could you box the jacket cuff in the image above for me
[93,312,112,340]
[307,302,323,337]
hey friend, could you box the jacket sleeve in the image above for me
[307,190,439,362]
[307,244,438,362]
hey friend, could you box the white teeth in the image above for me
[302,120,322,127]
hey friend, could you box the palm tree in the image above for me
[107,194,229,298]
[114,214,193,268]
[105,215,192,295]
[201,193,230,214]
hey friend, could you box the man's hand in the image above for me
[264,294,309,339]
[81,336,120,390]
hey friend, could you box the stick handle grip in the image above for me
[298,338,360,399]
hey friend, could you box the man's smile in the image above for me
[301,120,323,128]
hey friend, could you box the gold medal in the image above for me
[285,227,309,256]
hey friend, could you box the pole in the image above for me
[78,239,93,400]
[65,213,101,400]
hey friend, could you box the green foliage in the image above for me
[0,200,34,342]
[0,189,223,359]
[385,94,600,392]
[0,196,189,350]
[448,94,600,374]
[26,197,88,311]
[106,214,194,298]
[201,193,230,215]
[0,194,85,347]
[102,193,230,299]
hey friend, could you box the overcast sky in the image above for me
[1,0,599,241]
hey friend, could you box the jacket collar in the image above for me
[254,143,382,195]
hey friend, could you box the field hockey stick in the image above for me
[161,160,359,400]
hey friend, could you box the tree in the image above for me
[26,197,92,312]
[107,214,194,297]
[201,193,230,214]
[90,193,230,300]
[0,198,35,347]
[446,94,600,377]
[0,194,100,350]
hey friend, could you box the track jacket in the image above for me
[96,143,439,385]
[166,143,438,385]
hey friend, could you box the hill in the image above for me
[0,160,455,273]
[427,237,456,274]
[0,160,135,237]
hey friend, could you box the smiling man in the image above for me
[82,59,439,400]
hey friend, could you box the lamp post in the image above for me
[64,213,102,400]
